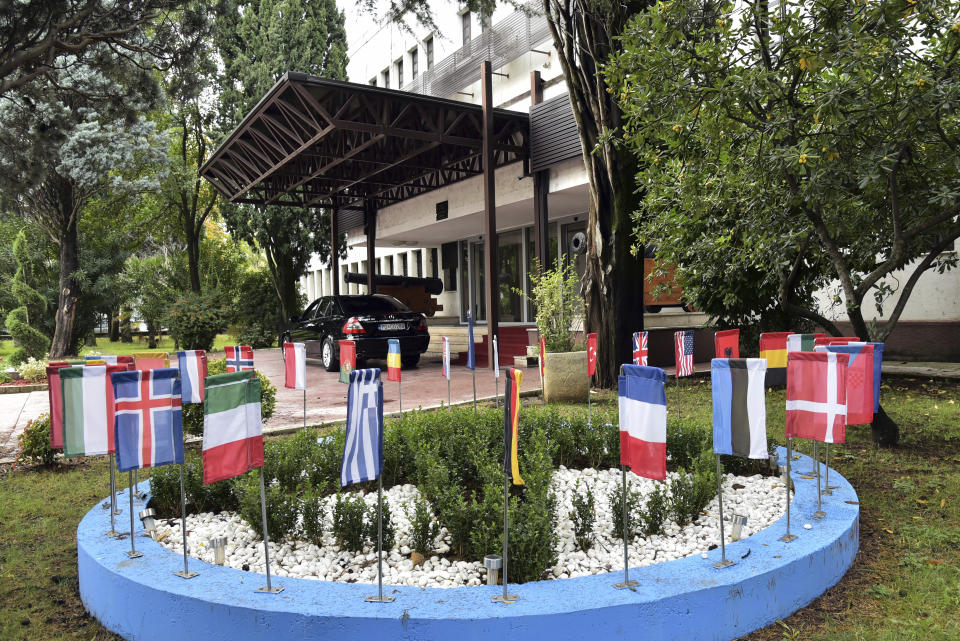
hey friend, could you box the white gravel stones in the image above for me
[155,469,787,588]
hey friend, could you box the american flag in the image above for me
[674,330,694,377]
[633,331,648,365]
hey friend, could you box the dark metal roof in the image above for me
[199,72,529,209]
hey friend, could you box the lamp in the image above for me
[210,536,228,565]
[139,509,156,537]
[730,515,748,542]
[484,554,502,586]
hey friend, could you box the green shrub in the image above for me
[609,480,643,541]
[231,268,282,349]
[182,359,276,436]
[0,371,13,384]
[666,417,711,470]
[16,356,47,382]
[16,413,55,466]
[148,463,183,516]
[234,471,298,542]
[234,322,276,349]
[332,492,367,552]
[669,452,716,526]
[165,291,226,352]
[301,487,325,546]
[365,499,395,551]
[570,480,596,551]
[527,258,583,352]
[6,307,49,365]
[508,491,558,583]
[408,498,440,556]
[639,483,669,536]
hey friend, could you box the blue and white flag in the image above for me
[465,310,476,370]
[711,358,768,459]
[618,364,667,480]
[340,368,384,487]
[86,354,118,365]
[111,368,184,473]
[177,350,206,403]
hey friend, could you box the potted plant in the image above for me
[528,260,588,402]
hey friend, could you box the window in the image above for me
[339,295,410,314]
[382,68,390,89]
[425,37,434,69]
[410,47,419,79]
[461,12,471,45]
[395,58,403,87]
[369,77,377,86]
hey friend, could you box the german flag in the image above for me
[503,368,524,485]
[759,331,792,387]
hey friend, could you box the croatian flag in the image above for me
[441,336,451,380]
[786,351,850,444]
[340,368,383,487]
[225,345,254,372]
[465,311,476,370]
[111,368,184,472]
[492,335,500,379]
[284,342,306,390]
[586,332,598,377]
[387,339,402,383]
[815,342,875,425]
[633,331,648,366]
[674,330,694,377]
[176,350,207,403]
[714,329,740,359]
[618,364,667,480]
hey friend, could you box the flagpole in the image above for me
[807,441,818,476]
[676,375,682,421]
[813,442,826,519]
[587,378,592,427]
[365,474,395,603]
[822,444,832,495]
[447,376,451,409]
[256,469,283,593]
[713,456,734,568]
[613,466,639,589]
[106,454,120,537]
[303,389,307,429]
[124,471,143,558]
[494,373,499,409]
[133,469,144,500]
[472,367,477,415]
[492,473,518,603]
[398,380,402,413]
[779,438,797,542]
[174,463,198,578]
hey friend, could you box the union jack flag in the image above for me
[633,331,648,366]
[225,345,254,372]
[674,330,694,378]
[111,368,184,472]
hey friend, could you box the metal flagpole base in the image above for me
[491,593,519,603]
[257,586,285,594]
[174,570,199,579]
[613,580,639,589]
[713,559,735,569]
[779,533,798,542]
[365,595,394,603]
[105,530,121,538]
[126,550,143,559]
[813,510,826,519]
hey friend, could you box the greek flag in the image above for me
[340,368,383,487]
[465,310,476,370]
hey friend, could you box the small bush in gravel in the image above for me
[364,500,395,551]
[666,418,711,470]
[235,472,298,542]
[639,483,669,536]
[16,413,55,466]
[332,492,367,552]
[570,480,596,551]
[301,488,324,546]
[609,481,643,541]
[408,498,440,556]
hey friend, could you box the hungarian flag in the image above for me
[711,359,768,459]
[787,333,825,353]
[202,371,263,484]
[786,351,850,443]
[283,342,307,390]
[539,334,546,380]
[618,365,667,480]
[633,331,648,366]
[815,343,875,424]
[465,311,476,370]
[177,350,207,403]
[341,368,383,487]
[868,342,884,413]
[586,332,598,377]
[46,363,71,450]
[111,368,184,472]
[225,345,254,372]
[714,329,740,359]
[387,339,402,382]
[759,331,792,387]
[339,340,356,384]
[674,330,694,377]
[60,364,128,458]
[492,335,500,379]
[503,368,524,485]
[441,336,451,380]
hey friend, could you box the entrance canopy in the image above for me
[199,72,529,210]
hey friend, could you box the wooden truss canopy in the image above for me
[199,72,530,209]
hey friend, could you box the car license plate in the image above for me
[379,322,405,331]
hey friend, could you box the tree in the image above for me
[609,0,960,444]
[5,230,52,364]
[212,0,348,331]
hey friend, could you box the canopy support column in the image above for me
[530,71,550,268]
[482,60,499,371]
[330,206,340,296]
[365,200,377,295]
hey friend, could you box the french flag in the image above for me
[618,364,667,480]
[176,350,207,403]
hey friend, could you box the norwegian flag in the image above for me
[674,330,694,377]
[633,331,648,366]
[225,345,254,372]
[111,368,184,472]
[786,351,850,444]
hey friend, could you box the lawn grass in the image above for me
[0,376,957,640]
[77,334,240,358]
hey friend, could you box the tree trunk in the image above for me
[186,223,202,293]
[49,214,80,359]
[109,309,120,342]
[871,405,899,447]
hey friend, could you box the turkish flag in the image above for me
[586,333,598,377]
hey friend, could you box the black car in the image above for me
[284,294,430,372]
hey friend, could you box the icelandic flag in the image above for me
[284,342,306,390]
[618,364,667,480]
[225,345,254,372]
[465,311,476,370]
[177,350,207,403]
[786,351,850,443]
[340,368,383,487]
[112,368,184,472]
[633,331,648,366]
[492,335,500,379]
[714,329,740,359]
[387,339,402,382]
[441,336,451,380]
[815,343,875,425]
[586,332,598,377]
[712,358,768,459]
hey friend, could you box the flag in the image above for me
[503,368,524,485]
[85,355,118,365]
[46,363,70,450]
[284,342,306,390]
[441,336,451,380]
[586,332,598,377]
[387,339,402,382]
[786,351,850,444]
[339,340,356,384]
[60,364,127,458]
[815,343,875,424]
[539,334,546,380]
[202,371,263,484]
[714,329,740,359]
[177,350,207,403]
[225,345,254,372]
[711,359,768,459]
[111,368,184,472]
[133,353,168,370]
[759,331,792,387]
[868,342,884,413]
[674,330,694,377]
[787,333,826,353]
[492,335,500,379]
[633,331,648,366]
[618,365,667,480]
[465,311,476,370]
[340,368,383,487]
[813,336,860,348]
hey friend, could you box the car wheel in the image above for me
[401,354,420,369]
[321,337,338,372]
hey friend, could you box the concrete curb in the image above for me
[0,383,47,394]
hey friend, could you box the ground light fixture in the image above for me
[138,509,157,537]
[730,515,748,542]
[210,536,228,565]
[484,554,502,586]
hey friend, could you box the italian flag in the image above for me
[60,365,124,458]
[202,371,264,485]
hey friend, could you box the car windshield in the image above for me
[339,296,409,314]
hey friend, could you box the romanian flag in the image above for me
[387,339,402,382]
[714,329,740,359]
[759,331,792,387]
[503,368,524,485]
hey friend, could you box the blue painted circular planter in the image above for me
[78,448,859,641]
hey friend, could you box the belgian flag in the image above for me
[503,368,524,485]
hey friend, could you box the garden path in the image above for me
[0,390,48,462]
